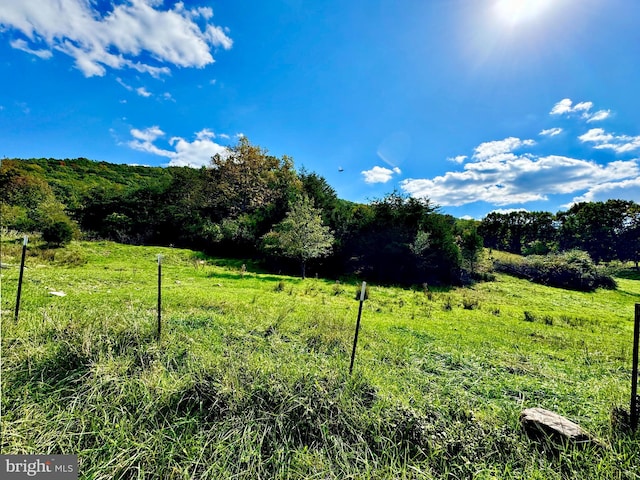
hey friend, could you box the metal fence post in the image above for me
[157,254,163,339]
[631,303,639,431]
[13,236,28,323]
[349,281,367,375]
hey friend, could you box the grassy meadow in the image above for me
[1,236,640,479]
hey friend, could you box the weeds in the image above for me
[1,240,639,478]
[523,311,556,325]
[442,296,453,311]
[462,295,480,310]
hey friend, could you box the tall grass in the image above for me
[1,240,639,478]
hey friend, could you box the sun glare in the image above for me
[494,0,554,25]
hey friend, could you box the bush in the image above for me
[522,240,556,256]
[41,219,75,246]
[462,296,479,310]
[493,250,617,292]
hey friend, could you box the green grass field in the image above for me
[1,238,639,479]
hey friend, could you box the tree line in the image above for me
[1,139,480,285]
[478,202,640,267]
[2,138,637,285]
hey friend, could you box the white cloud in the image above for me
[400,133,639,206]
[136,87,152,97]
[128,126,229,167]
[485,208,528,216]
[205,25,233,50]
[448,155,467,163]
[549,98,611,122]
[550,98,573,115]
[0,0,232,77]
[131,125,164,142]
[578,128,613,144]
[9,38,52,59]
[195,129,216,140]
[473,137,535,161]
[189,6,214,20]
[402,155,638,206]
[568,177,640,205]
[540,128,562,137]
[361,166,401,184]
[118,78,167,100]
[587,110,611,122]
[116,77,133,91]
[579,128,640,153]
[551,98,593,116]
[573,101,593,112]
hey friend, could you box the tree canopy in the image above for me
[261,195,334,278]
[3,140,638,286]
[479,201,640,266]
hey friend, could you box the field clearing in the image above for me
[1,240,640,479]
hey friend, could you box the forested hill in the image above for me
[1,157,172,210]
[0,142,469,285]
[2,141,639,284]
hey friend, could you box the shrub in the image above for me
[442,296,453,311]
[462,296,479,310]
[0,204,33,232]
[494,250,617,292]
[41,219,75,246]
[471,271,496,282]
[522,240,556,256]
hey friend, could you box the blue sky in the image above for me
[1,0,639,219]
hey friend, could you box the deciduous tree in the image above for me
[209,137,301,218]
[262,195,334,278]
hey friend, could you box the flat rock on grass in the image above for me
[521,407,599,446]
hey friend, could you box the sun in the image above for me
[494,0,554,26]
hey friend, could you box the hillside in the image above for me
[1,238,639,478]
[1,153,470,286]
[1,158,173,209]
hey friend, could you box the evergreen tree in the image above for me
[459,227,483,274]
